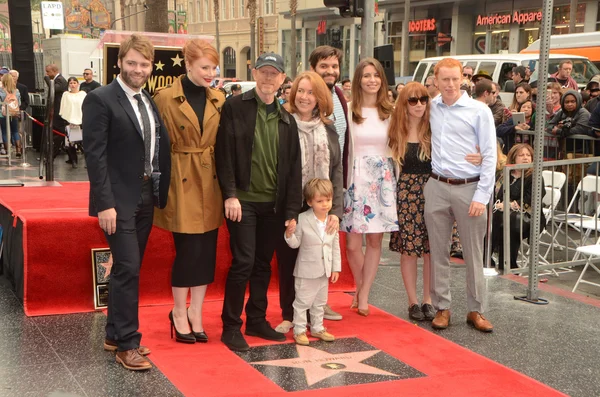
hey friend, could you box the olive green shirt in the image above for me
[236,93,280,202]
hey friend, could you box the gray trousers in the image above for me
[293,275,328,335]
[424,178,487,313]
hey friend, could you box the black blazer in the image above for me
[52,74,68,128]
[16,82,29,111]
[82,79,171,220]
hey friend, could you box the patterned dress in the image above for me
[389,143,431,256]
[341,108,399,234]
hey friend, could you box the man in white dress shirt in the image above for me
[424,58,497,333]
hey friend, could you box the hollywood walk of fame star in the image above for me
[155,60,165,71]
[252,344,399,387]
[98,254,113,281]
[171,54,183,67]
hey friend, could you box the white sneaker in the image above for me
[323,304,343,321]
[0,149,6,155]
[275,320,293,333]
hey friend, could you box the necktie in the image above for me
[133,93,152,177]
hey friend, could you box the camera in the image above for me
[562,117,573,130]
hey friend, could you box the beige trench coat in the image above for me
[153,75,225,233]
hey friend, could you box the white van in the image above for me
[413,53,600,103]
[223,81,256,95]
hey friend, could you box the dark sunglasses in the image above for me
[408,96,429,106]
[463,73,472,78]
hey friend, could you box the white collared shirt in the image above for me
[116,75,156,173]
[314,215,327,240]
[430,91,497,204]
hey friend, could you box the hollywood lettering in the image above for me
[476,11,543,26]
[408,18,436,33]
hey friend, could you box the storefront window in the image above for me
[552,3,586,34]
[281,29,302,76]
[388,21,402,78]
[473,20,510,54]
[304,27,351,79]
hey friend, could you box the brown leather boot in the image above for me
[15,141,22,158]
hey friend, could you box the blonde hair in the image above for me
[118,34,154,62]
[496,141,507,171]
[287,71,333,125]
[1,74,16,93]
[303,178,333,202]
[388,82,431,170]
[351,58,393,124]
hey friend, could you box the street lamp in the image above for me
[110,3,149,29]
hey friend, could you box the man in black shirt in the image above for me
[80,68,101,93]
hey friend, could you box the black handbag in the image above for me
[510,211,531,238]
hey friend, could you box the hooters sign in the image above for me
[409,18,436,33]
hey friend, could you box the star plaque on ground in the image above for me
[236,337,425,391]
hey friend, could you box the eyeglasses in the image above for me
[407,96,429,106]
[463,73,472,78]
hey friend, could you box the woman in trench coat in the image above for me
[154,39,225,344]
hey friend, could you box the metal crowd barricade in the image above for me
[0,101,11,164]
[500,156,600,278]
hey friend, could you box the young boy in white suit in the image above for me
[285,178,341,345]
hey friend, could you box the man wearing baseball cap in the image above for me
[216,52,302,352]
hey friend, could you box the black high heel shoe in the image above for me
[187,309,208,343]
[169,311,196,344]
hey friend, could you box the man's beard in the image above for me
[321,72,339,90]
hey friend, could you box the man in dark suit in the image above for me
[82,34,171,371]
[44,64,68,159]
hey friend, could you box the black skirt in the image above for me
[171,229,219,287]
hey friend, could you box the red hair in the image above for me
[434,58,463,76]
[183,39,219,67]
[388,82,431,169]
[288,71,333,124]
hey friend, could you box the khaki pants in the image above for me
[424,178,487,313]
[293,275,329,335]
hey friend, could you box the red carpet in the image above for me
[138,292,566,397]
[0,182,354,316]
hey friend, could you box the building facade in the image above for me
[380,0,600,75]
[278,0,385,80]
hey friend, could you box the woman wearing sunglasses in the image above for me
[342,58,397,316]
[388,82,482,321]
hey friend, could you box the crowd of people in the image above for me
[81,34,503,373]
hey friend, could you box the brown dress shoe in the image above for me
[104,339,151,356]
[116,349,152,371]
[431,309,451,329]
[466,312,493,333]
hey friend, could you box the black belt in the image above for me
[430,172,480,185]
